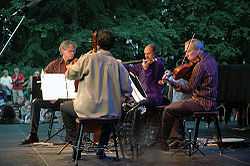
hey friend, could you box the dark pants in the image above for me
[30,98,60,134]
[161,99,203,142]
[60,100,112,147]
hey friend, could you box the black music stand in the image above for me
[31,76,42,100]
[119,72,148,159]
[31,76,65,143]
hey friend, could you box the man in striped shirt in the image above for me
[161,39,218,150]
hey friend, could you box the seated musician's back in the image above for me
[60,29,132,159]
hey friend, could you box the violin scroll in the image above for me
[92,30,97,53]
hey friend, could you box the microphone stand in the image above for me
[0,15,25,57]
[0,0,42,57]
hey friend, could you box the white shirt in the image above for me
[0,76,13,89]
[169,76,191,102]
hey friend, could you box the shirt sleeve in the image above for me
[157,60,165,81]
[19,73,25,83]
[124,63,141,76]
[66,53,89,80]
[44,60,56,73]
[119,63,133,95]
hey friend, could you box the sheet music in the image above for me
[129,72,146,102]
[41,72,76,100]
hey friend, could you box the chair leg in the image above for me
[193,117,201,145]
[132,110,138,159]
[214,117,223,154]
[111,124,119,160]
[74,123,84,166]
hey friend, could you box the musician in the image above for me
[124,44,165,106]
[21,40,77,144]
[161,39,218,150]
[11,67,25,105]
[60,30,132,159]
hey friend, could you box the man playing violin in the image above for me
[161,39,218,150]
[21,40,77,144]
[125,44,165,106]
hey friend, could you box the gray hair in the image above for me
[59,40,77,55]
[185,39,204,52]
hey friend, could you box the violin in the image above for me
[171,33,197,80]
[172,57,200,80]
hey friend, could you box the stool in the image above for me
[193,111,223,155]
[73,116,120,166]
[178,124,205,157]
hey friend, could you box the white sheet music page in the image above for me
[41,72,76,100]
[129,73,146,103]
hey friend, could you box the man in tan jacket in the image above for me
[61,30,132,159]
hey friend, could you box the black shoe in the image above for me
[21,134,39,145]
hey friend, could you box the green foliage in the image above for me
[160,0,250,63]
[0,0,249,71]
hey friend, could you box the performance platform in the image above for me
[0,121,250,166]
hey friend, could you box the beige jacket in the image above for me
[66,49,132,118]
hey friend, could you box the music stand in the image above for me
[31,76,42,100]
[120,72,147,159]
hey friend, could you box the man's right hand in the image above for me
[142,59,153,70]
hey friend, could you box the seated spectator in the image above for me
[0,105,18,124]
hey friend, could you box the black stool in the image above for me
[193,110,223,155]
[73,117,120,166]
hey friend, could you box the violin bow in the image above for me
[181,33,195,64]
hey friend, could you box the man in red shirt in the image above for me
[21,40,77,144]
[12,67,25,105]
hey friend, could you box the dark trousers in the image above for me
[161,99,203,142]
[60,100,112,147]
[30,98,60,134]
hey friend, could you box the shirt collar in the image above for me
[59,57,65,64]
